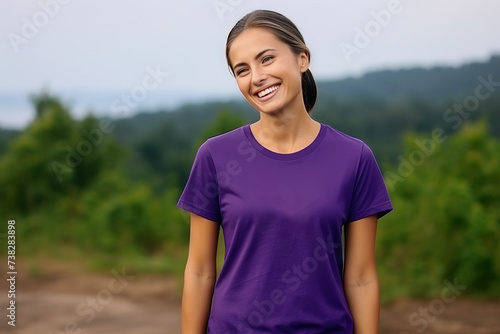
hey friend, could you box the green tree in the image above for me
[0,95,76,214]
[0,93,123,216]
[0,92,189,266]
[133,120,191,191]
[377,120,500,300]
[198,108,246,145]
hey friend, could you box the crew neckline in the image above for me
[243,122,326,161]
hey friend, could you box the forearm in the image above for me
[344,276,380,334]
[182,271,216,334]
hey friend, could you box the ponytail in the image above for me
[302,69,317,113]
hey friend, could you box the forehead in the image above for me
[228,28,286,63]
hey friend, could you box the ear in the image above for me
[298,51,310,73]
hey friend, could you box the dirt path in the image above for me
[1,260,499,333]
[1,260,182,334]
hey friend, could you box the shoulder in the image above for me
[205,125,246,146]
[197,125,247,157]
[321,123,372,160]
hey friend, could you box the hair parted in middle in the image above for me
[226,9,317,113]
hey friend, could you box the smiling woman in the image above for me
[228,28,308,120]
[177,9,393,334]
[226,10,317,115]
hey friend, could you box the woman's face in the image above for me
[228,28,309,115]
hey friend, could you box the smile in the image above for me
[255,84,281,98]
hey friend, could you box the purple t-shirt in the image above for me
[177,123,393,333]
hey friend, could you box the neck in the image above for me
[250,105,320,154]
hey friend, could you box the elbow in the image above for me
[184,265,217,283]
[343,268,379,289]
[344,275,379,289]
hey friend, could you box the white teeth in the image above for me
[257,85,279,98]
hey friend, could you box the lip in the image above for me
[254,83,281,101]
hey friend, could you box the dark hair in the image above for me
[226,10,317,113]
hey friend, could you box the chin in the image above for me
[244,97,280,114]
[250,103,282,115]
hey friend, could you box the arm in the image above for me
[182,212,220,334]
[343,214,380,334]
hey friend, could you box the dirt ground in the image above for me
[1,260,499,334]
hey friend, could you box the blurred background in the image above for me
[1,0,499,333]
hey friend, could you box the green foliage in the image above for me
[131,120,192,192]
[0,93,189,275]
[0,95,124,215]
[74,179,186,255]
[377,121,500,301]
[0,96,76,213]
[0,127,19,156]
[197,108,246,145]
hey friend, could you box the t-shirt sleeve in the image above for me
[176,140,221,223]
[347,143,393,222]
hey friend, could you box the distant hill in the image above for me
[317,55,500,101]
[110,54,500,144]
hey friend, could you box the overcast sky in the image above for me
[1,0,500,128]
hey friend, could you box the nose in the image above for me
[252,68,267,86]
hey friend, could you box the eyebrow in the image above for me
[232,48,277,71]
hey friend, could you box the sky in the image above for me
[1,0,500,129]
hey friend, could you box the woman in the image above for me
[177,9,393,334]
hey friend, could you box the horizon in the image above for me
[1,53,499,130]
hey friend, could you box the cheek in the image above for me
[276,62,301,84]
[287,67,303,90]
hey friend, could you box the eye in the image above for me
[262,55,274,63]
[236,68,248,76]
